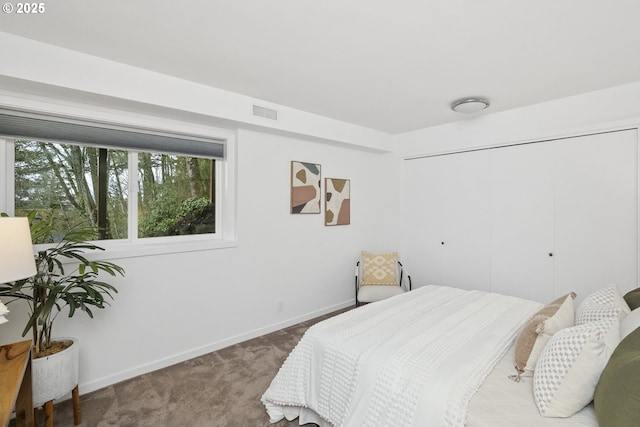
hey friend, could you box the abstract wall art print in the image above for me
[290,161,321,214]
[325,178,350,226]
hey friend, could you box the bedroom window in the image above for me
[14,140,216,241]
[1,109,233,249]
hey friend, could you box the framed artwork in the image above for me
[290,161,321,214]
[325,178,350,226]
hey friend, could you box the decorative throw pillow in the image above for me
[594,326,640,427]
[620,307,640,340]
[533,318,620,418]
[513,293,576,377]
[575,285,630,325]
[624,287,640,311]
[360,251,398,286]
[575,305,623,326]
[580,285,624,307]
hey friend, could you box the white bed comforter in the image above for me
[262,285,542,427]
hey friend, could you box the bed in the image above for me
[262,285,638,426]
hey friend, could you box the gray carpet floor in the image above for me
[37,308,351,427]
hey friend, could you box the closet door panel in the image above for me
[440,150,492,291]
[553,130,638,297]
[490,143,555,303]
[403,155,449,287]
[402,151,491,291]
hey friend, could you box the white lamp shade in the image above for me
[0,217,37,283]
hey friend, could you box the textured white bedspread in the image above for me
[262,285,542,427]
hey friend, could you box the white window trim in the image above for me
[0,95,238,260]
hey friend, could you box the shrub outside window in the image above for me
[137,152,215,238]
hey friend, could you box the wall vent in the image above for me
[252,105,278,120]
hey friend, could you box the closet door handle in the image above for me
[548,252,553,257]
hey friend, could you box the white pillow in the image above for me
[533,318,620,417]
[575,305,622,325]
[620,307,640,340]
[575,285,630,325]
[580,285,627,307]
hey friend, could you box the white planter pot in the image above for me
[32,337,79,408]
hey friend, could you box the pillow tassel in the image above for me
[509,367,524,383]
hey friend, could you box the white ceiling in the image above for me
[1,1,640,134]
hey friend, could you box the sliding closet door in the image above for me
[403,154,450,287]
[402,128,638,299]
[490,142,555,303]
[403,150,491,291]
[553,129,638,297]
[440,150,492,291]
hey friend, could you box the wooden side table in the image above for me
[0,340,34,427]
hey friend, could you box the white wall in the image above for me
[0,32,401,393]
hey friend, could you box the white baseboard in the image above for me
[79,299,355,395]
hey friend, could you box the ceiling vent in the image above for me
[253,105,278,120]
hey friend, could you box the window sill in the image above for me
[36,237,239,262]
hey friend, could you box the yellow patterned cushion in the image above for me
[361,251,398,286]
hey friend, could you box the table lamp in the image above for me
[0,217,37,324]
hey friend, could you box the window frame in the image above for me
[0,105,238,260]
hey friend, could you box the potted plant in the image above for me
[0,211,125,408]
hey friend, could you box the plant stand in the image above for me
[38,385,81,427]
[32,338,81,426]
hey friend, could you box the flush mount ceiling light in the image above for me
[450,97,490,113]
